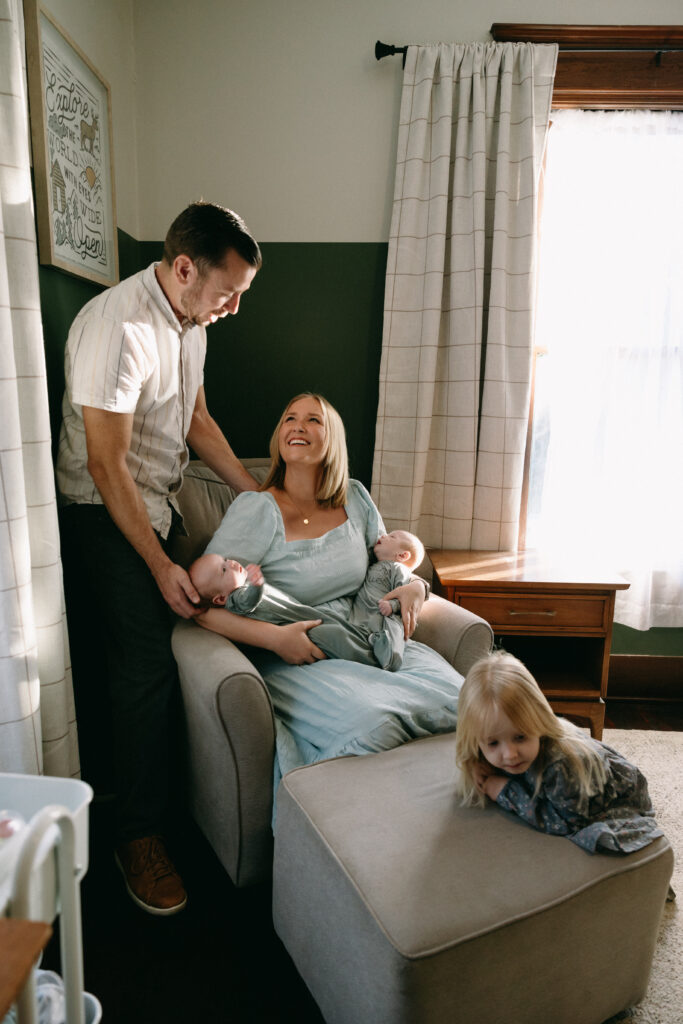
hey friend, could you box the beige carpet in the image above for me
[601,729,681,1024]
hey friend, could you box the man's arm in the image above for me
[187,386,258,493]
[82,406,201,618]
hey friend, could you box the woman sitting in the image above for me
[197,392,463,787]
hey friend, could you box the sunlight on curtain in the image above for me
[0,0,79,774]
[527,109,683,630]
[372,43,557,551]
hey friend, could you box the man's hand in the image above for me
[270,621,326,665]
[151,561,202,618]
[83,406,202,617]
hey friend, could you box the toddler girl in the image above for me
[455,651,663,854]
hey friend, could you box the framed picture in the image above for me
[23,0,118,286]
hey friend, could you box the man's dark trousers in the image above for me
[60,503,180,842]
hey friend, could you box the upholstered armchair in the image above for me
[171,460,494,887]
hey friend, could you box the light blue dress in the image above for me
[205,480,462,784]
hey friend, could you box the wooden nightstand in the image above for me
[429,550,629,739]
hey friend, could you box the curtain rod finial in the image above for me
[375,40,407,66]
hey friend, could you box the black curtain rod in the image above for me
[375,40,408,67]
[376,38,679,69]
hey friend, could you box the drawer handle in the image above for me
[507,609,557,617]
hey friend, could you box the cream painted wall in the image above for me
[41,0,140,237]
[131,0,683,242]
[38,0,682,242]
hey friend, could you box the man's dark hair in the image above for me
[163,201,262,274]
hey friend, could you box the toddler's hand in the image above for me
[472,761,507,800]
[246,563,264,586]
[378,599,393,616]
[472,762,493,794]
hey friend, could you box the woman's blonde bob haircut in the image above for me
[261,393,349,507]
[455,651,606,808]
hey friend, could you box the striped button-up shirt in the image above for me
[56,263,206,538]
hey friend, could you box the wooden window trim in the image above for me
[490,24,683,109]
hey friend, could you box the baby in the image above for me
[189,529,426,671]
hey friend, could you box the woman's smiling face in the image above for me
[278,396,327,466]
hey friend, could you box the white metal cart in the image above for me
[0,774,101,1024]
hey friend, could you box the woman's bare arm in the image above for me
[196,606,326,665]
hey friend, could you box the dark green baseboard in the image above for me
[608,655,683,701]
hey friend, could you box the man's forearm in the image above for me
[88,457,171,577]
[187,410,258,492]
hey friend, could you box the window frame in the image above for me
[490,24,683,109]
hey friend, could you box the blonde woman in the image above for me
[197,393,462,788]
[455,651,663,854]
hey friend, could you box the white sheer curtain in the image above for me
[527,109,683,630]
[372,43,557,550]
[0,0,79,775]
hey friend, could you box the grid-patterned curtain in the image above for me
[372,43,557,551]
[0,0,79,776]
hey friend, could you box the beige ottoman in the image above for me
[273,734,673,1024]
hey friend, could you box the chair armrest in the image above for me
[413,594,493,675]
[171,618,276,887]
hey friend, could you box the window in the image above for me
[525,109,683,630]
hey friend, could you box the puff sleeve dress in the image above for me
[205,481,462,784]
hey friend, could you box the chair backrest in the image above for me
[171,459,271,568]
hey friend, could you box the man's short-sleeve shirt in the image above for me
[56,263,206,538]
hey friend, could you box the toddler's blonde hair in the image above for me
[455,651,607,808]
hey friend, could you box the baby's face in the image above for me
[196,554,248,597]
[373,530,411,563]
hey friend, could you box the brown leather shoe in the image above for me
[115,836,187,915]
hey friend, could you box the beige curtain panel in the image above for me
[372,42,557,551]
[0,0,79,776]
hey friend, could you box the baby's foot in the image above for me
[370,631,401,672]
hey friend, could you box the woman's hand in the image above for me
[193,607,324,668]
[270,621,327,665]
[382,579,426,639]
[473,761,508,800]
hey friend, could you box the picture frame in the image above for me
[23,0,118,286]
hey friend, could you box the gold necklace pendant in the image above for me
[284,488,316,525]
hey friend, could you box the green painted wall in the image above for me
[612,624,683,657]
[41,230,386,486]
[39,228,683,659]
[137,239,387,485]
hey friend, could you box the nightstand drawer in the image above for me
[459,594,607,631]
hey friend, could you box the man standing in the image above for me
[57,202,261,915]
